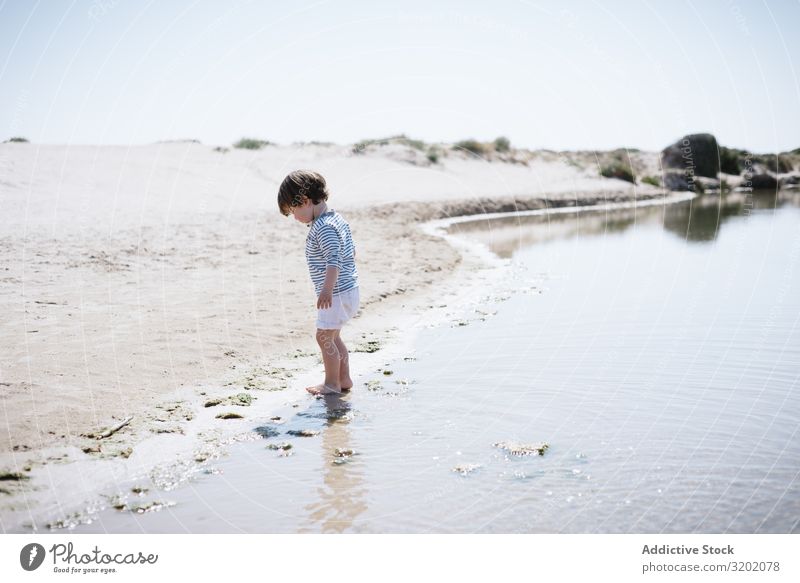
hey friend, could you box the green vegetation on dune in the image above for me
[233,137,271,150]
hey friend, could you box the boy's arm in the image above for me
[317,266,338,308]
[322,266,339,292]
[316,225,342,307]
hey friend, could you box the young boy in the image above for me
[278,170,360,395]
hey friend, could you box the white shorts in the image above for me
[316,286,360,330]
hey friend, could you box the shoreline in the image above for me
[2,188,695,532]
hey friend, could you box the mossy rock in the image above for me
[267,442,292,451]
[287,429,319,437]
[231,393,253,406]
[493,441,549,457]
[354,340,381,353]
[0,471,30,481]
[216,412,244,420]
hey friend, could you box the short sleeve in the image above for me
[315,224,342,269]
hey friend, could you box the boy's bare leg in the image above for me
[306,328,342,395]
[335,334,352,390]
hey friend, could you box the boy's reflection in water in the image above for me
[302,393,368,533]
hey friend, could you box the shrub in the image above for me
[352,140,371,154]
[751,153,793,174]
[4,136,28,143]
[395,135,426,150]
[453,139,488,158]
[426,147,440,164]
[493,136,511,153]
[233,138,270,150]
[641,175,660,187]
[719,146,742,174]
[600,162,636,184]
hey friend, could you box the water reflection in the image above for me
[662,190,786,242]
[449,190,800,258]
[301,394,368,533]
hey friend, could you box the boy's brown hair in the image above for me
[277,170,330,216]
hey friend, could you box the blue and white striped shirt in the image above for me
[305,209,358,296]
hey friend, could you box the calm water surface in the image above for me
[57,191,800,533]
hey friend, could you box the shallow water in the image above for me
[43,190,800,533]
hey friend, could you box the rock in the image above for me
[744,172,778,190]
[662,171,692,192]
[354,340,381,353]
[661,133,720,178]
[204,398,223,407]
[332,447,358,464]
[493,441,550,457]
[215,412,244,420]
[254,425,280,439]
[780,173,800,188]
[287,429,320,437]
[231,393,253,406]
[267,442,292,451]
[696,176,721,192]
[0,471,30,481]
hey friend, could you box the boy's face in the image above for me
[289,197,314,224]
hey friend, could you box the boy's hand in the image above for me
[317,288,333,309]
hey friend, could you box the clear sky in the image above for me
[1,0,798,152]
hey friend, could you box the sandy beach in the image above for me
[1,140,680,527]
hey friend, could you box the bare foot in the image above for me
[306,383,342,395]
[340,378,353,392]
